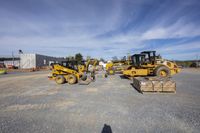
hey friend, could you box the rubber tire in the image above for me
[67,74,77,84]
[154,66,170,78]
[55,75,65,84]
[108,69,115,75]
[104,74,108,78]
[91,72,96,82]
[81,74,87,81]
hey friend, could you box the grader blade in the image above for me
[132,77,176,93]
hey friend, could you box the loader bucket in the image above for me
[78,73,95,85]
[78,78,92,85]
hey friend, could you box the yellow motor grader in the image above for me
[49,59,97,84]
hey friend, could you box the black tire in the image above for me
[154,66,170,78]
[91,71,96,81]
[91,72,96,82]
[108,69,115,75]
[55,75,65,84]
[67,74,77,84]
[81,74,87,81]
[104,74,108,78]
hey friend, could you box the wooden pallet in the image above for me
[132,77,176,93]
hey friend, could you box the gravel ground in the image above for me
[0,69,200,133]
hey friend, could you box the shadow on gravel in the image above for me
[101,124,112,133]
[130,83,143,94]
[119,75,129,79]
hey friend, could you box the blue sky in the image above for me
[0,0,200,60]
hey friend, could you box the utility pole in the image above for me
[199,54,200,68]
[127,52,131,65]
[12,51,14,66]
[197,54,199,68]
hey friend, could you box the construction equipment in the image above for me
[106,60,131,75]
[49,60,96,85]
[87,59,98,81]
[123,51,180,93]
[123,51,180,78]
[106,62,115,75]
[0,63,7,75]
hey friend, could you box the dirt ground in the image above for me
[0,69,200,133]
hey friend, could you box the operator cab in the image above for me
[61,61,82,70]
[131,54,146,67]
[141,51,157,65]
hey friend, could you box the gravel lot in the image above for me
[0,69,200,133]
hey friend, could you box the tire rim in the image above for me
[160,70,167,77]
[69,77,74,83]
[57,77,62,83]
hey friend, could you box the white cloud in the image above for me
[0,0,200,60]
[141,19,200,40]
[154,41,200,60]
[157,41,200,53]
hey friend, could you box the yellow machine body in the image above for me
[123,67,148,76]
[123,52,180,78]
[123,61,180,77]
[106,61,131,75]
[0,63,7,74]
[51,64,81,80]
[0,69,7,74]
[106,62,113,71]
[50,59,97,84]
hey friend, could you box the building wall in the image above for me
[35,54,64,67]
[4,60,20,68]
[20,54,36,69]
[20,53,65,69]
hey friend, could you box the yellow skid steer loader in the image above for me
[49,60,95,85]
